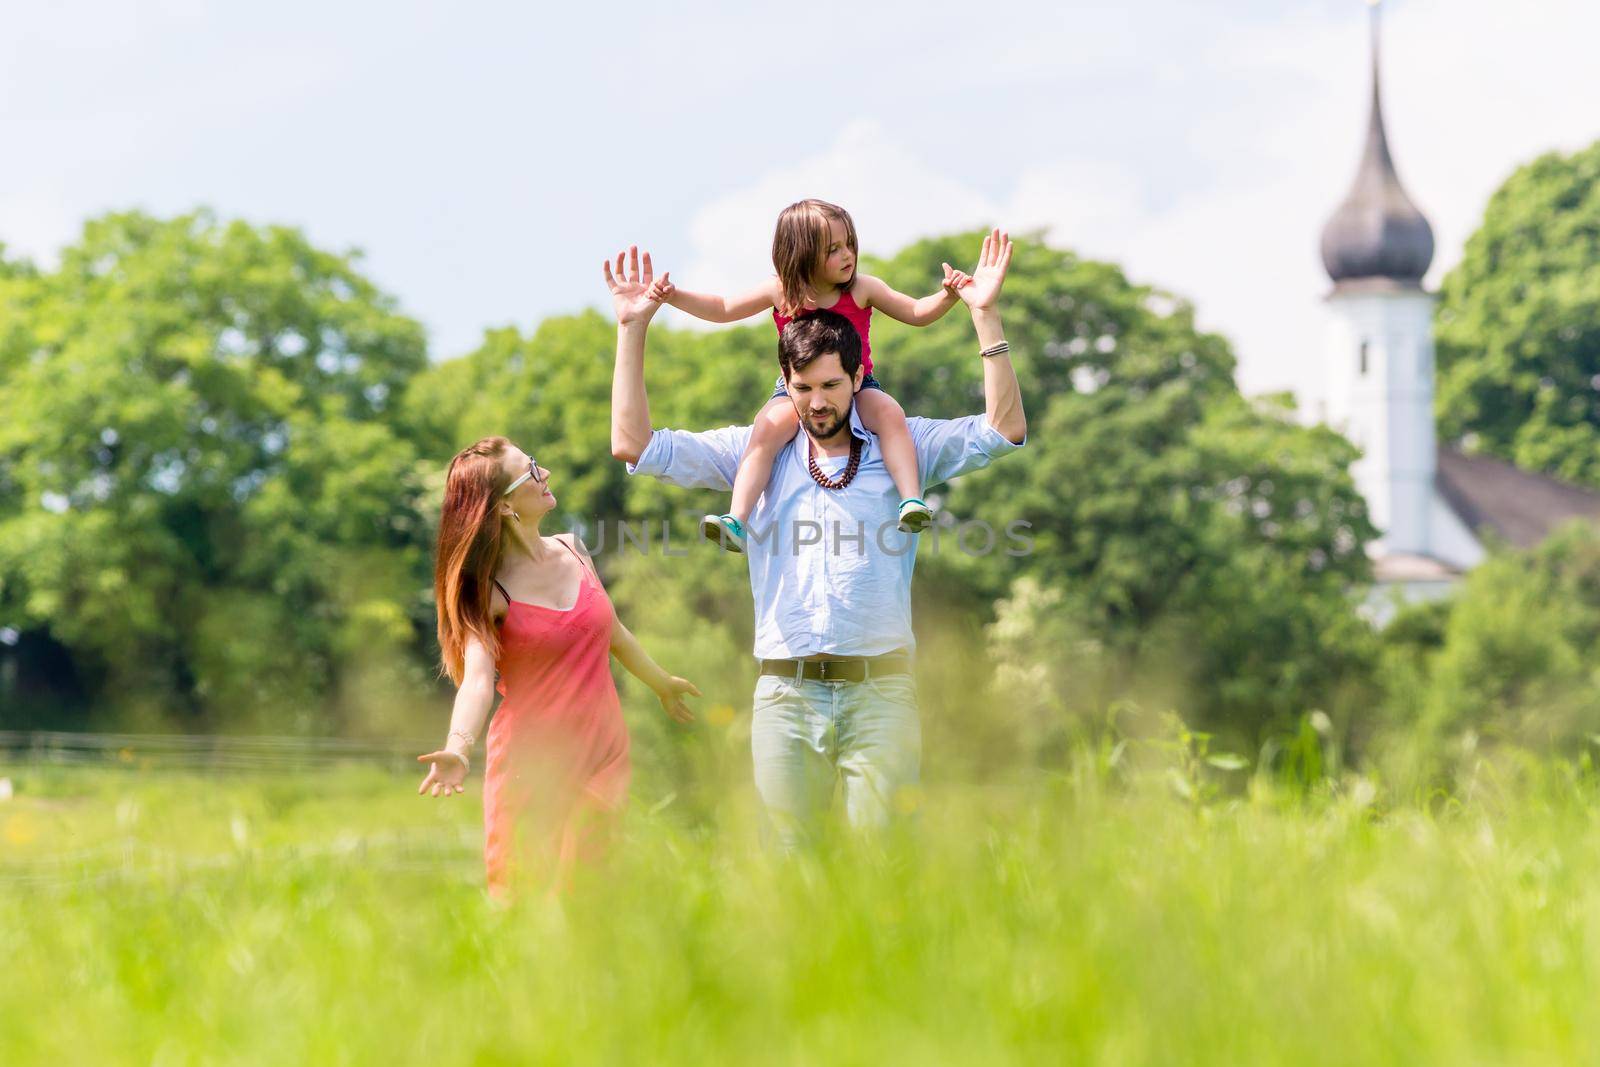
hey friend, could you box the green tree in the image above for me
[0,211,435,731]
[1375,522,1600,792]
[868,233,1377,745]
[404,310,773,536]
[1436,140,1600,485]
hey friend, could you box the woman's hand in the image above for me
[416,750,469,797]
[604,246,666,326]
[653,676,701,724]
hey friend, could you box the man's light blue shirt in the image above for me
[627,404,1025,660]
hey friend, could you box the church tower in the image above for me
[1319,0,1437,557]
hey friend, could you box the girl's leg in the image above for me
[855,389,932,532]
[704,397,802,552]
[729,397,801,523]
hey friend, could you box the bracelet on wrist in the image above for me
[979,340,1010,359]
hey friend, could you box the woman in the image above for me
[417,436,700,896]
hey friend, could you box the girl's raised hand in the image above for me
[603,246,665,326]
[954,228,1013,310]
[940,263,973,293]
[645,272,675,304]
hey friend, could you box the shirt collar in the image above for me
[847,396,871,443]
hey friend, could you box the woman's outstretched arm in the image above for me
[563,532,699,723]
[610,617,699,724]
[417,633,496,797]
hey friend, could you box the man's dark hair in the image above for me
[777,310,862,383]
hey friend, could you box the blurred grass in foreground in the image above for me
[3,759,1600,1066]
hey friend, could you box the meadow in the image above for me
[5,742,1600,1067]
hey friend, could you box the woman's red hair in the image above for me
[434,436,515,684]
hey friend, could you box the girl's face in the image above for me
[501,446,556,522]
[815,217,856,288]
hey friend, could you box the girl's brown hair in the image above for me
[434,436,516,684]
[771,199,858,317]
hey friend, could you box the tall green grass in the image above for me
[3,757,1599,1066]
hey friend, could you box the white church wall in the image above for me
[1324,289,1438,558]
[1362,578,1459,627]
[1429,489,1487,571]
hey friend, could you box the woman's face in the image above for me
[501,445,555,521]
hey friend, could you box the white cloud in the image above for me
[5,0,1599,388]
[675,0,1600,411]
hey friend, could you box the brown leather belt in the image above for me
[758,652,912,684]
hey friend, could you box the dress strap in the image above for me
[491,578,512,604]
[557,536,596,582]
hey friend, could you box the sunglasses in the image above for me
[503,457,544,496]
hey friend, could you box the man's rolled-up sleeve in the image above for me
[625,425,754,491]
[909,414,1027,489]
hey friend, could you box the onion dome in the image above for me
[1320,2,1434,290]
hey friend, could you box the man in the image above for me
[606,230,1027,847]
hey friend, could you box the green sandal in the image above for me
[700,513,748,554]
[897,498,934,534]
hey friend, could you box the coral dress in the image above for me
[484,539,630,895]
[773,286,875,376]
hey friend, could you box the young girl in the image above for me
[647,198,970,553]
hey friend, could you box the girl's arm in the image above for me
[649,275,776,323]
[855,270,968,327]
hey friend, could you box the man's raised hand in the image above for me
[604,246,664,326]
[951,228,1013,311]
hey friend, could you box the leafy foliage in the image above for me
[0,212,435,730]
[1436,140,1600,485]
[2,214,1376,756]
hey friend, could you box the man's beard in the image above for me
[795,396,853,442]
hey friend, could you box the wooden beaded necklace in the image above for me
[806,434,863,490]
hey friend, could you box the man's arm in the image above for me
[973,305,1026,445]
[960,230,1026,445]
[611,319,654,465]
[625,424,752,490]
[909,230,1028,487]
[604,245,754,488]
[605,246,662,465]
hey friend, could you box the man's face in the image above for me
[785,352,861,442]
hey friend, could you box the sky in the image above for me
[4,0,1598,409]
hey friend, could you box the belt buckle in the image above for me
[820,660,865,683]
